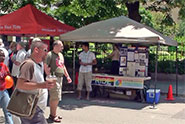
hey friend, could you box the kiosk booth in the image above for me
[91,45,151,101]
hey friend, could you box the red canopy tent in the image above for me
[0,4,75,36]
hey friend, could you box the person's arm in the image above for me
[14,61,21,66]
[63,65,72,83]
[44,52,51,75]
[44,63,51,76]
[107,51,115,58]
[92,59,97,65]
[59,54,71,83]
[83,59,97,66]
[16,78,55,90]
[79,59,86,66]
[16,59,55,90]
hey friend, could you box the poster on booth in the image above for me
[114,77,143,89]
[92,76,114,86]
[119,46,148,77]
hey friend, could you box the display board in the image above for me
[119,46,148,77]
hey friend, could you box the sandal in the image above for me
[57,115,62,119]
[49,115,62,123]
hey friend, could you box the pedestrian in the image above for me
[11,42,27,85]
[45,40,72,123]
[0,49,14,124]
[16,40,55,124]
[77,42,97,100]
[6,41,17,96]
[0,39,9,66]
[8,41,17,73]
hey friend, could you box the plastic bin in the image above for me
[146,89,160,104]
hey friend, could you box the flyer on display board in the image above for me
[119,46,148,77]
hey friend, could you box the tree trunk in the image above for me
[125,1,141,22]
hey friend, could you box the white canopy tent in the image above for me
[60,16,178,105]
[60,16,177,46]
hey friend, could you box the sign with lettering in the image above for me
[0,25,21,31]
[92,76,114,86]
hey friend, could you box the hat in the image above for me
[32,38,41,42]
[18,42,26,48]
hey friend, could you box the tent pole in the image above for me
[175,46,178,96]
[153,44,159,109]
[50,36,54,51]
[72,42,76,90]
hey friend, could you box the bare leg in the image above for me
[49,100,59,117]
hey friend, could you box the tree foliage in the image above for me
[1,0,185,74]
[176,19,185,37]
[1,0,184,26]
[53,0,127,28]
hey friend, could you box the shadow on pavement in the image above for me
[57,92,185,111]
[58,93,149,111]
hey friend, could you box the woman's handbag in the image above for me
[7,89,39,119]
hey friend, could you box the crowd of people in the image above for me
[0,37,120,124]
[0,38,73,124]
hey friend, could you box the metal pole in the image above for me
[175,46,178,96]
[72,42,76,90]
[153,44,159,108]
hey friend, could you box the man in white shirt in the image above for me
[11,42,27,83]
[77,42,97,100]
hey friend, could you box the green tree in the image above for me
[0,0,58,15]
[1,0,184,26]
[53,0,126,28]
[176,19,185,37]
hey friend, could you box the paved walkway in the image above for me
[1,92,185,124]
[0,80,185,124]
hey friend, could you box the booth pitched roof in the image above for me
[60,16,177,46]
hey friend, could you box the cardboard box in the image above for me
[109,90,136,100]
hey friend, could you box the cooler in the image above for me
[146,89,160,104]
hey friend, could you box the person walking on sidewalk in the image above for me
[77,42,97,100]
[16,41,55,124]
[45,40,72,123]
[0,49,14,124]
